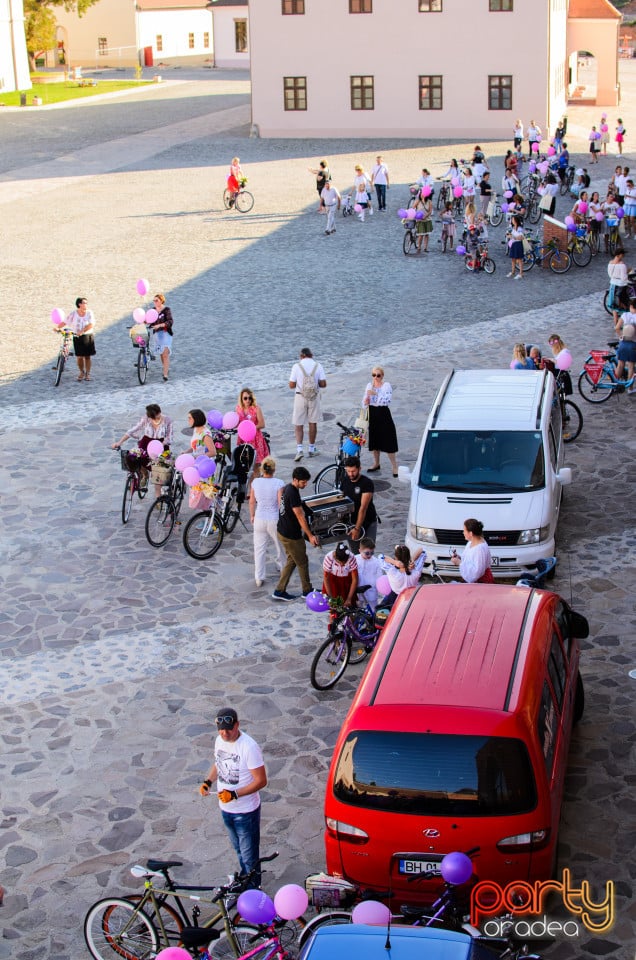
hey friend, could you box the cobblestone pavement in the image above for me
[0,70,634,960]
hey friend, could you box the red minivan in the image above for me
[324,584,587,903]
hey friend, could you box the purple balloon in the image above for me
[455,245,466,256]
[528,162,537,173]
[617,207,625,219]
[397,208,408,219]
[441,852,473,886]
[595,211,604,222]
[501,203,509,213]
[414,210,424,220]
[305,591,329,612]
[567,222,577,232]
[197,457,216,480]
[237,889,276,925]
[207,409,224,430]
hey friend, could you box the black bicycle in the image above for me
[313,422,363,493]
[53,326,74,386]
[118,449,148,524]
[145,467,186,547]
[555,370,583,443]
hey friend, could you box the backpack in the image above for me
[300,361,319,401]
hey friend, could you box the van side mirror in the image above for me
[569,610,589,639]
[557,467,572,485]
[397,465,412,484]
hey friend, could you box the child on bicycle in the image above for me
[226,157,245,206]
[322,542,358,609]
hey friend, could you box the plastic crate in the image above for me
[305,873,357,908]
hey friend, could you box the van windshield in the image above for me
[333,731,537,816]
[419,431,545,492]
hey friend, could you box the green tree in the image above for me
[24,0,101,70]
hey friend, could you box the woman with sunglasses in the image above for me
[235,388,268,476]
[363,367,399,476]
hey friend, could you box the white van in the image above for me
[405,369,572,578]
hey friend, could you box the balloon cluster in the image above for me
[236,884,308,925]
[564,216,577,233]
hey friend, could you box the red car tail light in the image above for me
[325,818,369,844]
[497,829,550,853]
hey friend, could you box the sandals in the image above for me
[84,375,92,381]
[77,374,85,381]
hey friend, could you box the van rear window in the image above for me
[419,431,545,492]
[333,731,537,816]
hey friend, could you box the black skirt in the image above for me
[73,333,96,357]
[368,405,398,453]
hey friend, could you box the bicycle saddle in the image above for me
[607,340,619,348]
[181,926,221,948]
[146,858,183,872]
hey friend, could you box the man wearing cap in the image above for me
[199,708,267,886]
[340,456,378,554]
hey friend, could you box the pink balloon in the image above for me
[406,209,416,219]
[547,146,556,156]
[595,211,604,222]
[222,411,240,430]
[132,307,145,324]
[578,202,588,214]
[504,190,513,199]
[183,467,201,487]
[273,884,309,921]
[564,216,574,226]
[147,440,164,459]
[136,278,149,297]
[156,950,192,960]
[354,203,363,213]
[376,575,391,596]
[453,186,463,198]
[451,177,459,187]
[351,901,391,925]
[175,454,195,472]
[531,142,539,152]
[555,349,572,371]
[237,420,257,443]
[421,185,432,197]
[51,307,66,326]
[145,308,158,324]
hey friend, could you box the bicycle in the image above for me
[486,193,503,228]
[525,195,542,225]
[602,270,636,315]
[312,421,363,493]
[310,592,380,691]
[521,235,571,273]
[145,465,186,547]
[578,344,635,403]
[464,242,495,275]
[559,165,575,196]
[84,852,291,960]
[402,218,418,255]
[555,371,583,443]
[128,325,157,386]
[605,216,621,256]
[118,448,149,524]
[567,226,592,267]
[223,180,254,214]
[53,326,74,386]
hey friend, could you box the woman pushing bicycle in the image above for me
[111,403,173,493]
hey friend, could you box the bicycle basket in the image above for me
[305,873,357,908]
[130,323,149,345]
[150,461,174,485]
[122,449,143,472]
[575,226,587,238]
[583,362,605,385]
[606,218,618,227]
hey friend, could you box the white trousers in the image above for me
[253,518,285,581]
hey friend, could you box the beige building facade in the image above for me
[249,0,620,139]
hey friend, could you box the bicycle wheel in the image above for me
[464,254,476,272]
[436,189,445,210]
[562,400,583,442]
[136,349,148,386]
[310,634,350,690]
[213,925,267,960]
[522,251,536,273]
[298,913,354,950]
[223,188,232,210]
[548,250,571,274]
[222,486,241,533]
[235,190,254,213]
[84,897,159,960]
[145,496,176,547]
[570,239,592,267]
[54,350,65,387]
[183,510,224,559]
[482,257,496,275]
[313,463,341,494]
[172,475,186,521]
[608,228,620,255]
[123,895,183,943]
[348,610,376,664]
[121,475,135,524]
[603,291,612,315]
[577,369,614,404]
[402,229,417,255]
[489,204,503,228]
[528,199,541,224]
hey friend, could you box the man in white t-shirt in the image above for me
[289,347,327,461]
[371,155,390,211]
[200,708,267,887]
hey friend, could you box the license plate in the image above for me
[491,556,499,566]
[398,858,441,876]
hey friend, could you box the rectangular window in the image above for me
[489,74,512,110]
[235,20,248,53]
[156,35,163,52]
[538,682,558,774]
[188,33,195,50]
[351,75,374,110]
[98,37,107,55]
[489,0,513,9]
[419,75,442,110]
[282,0,305,13]
[203,32,209,49]
[283,76,307,111]
[419,0,442,10]
[350,0,372,11]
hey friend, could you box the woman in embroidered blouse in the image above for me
[187,409,215,457]
[112,403,173,453]
[450,519,493,583]
[363,366,399,477]
[66,296,96,381]
[236,387,268,476]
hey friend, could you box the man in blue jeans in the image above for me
[200,708,267,887]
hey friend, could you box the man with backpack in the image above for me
[289,347,327,461]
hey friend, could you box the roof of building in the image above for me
[568,0,622,19]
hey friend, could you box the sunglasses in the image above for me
[216,715,236,726]
[372,373,383,378]
[360,550,374,557]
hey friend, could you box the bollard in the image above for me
[20,93,26,106]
